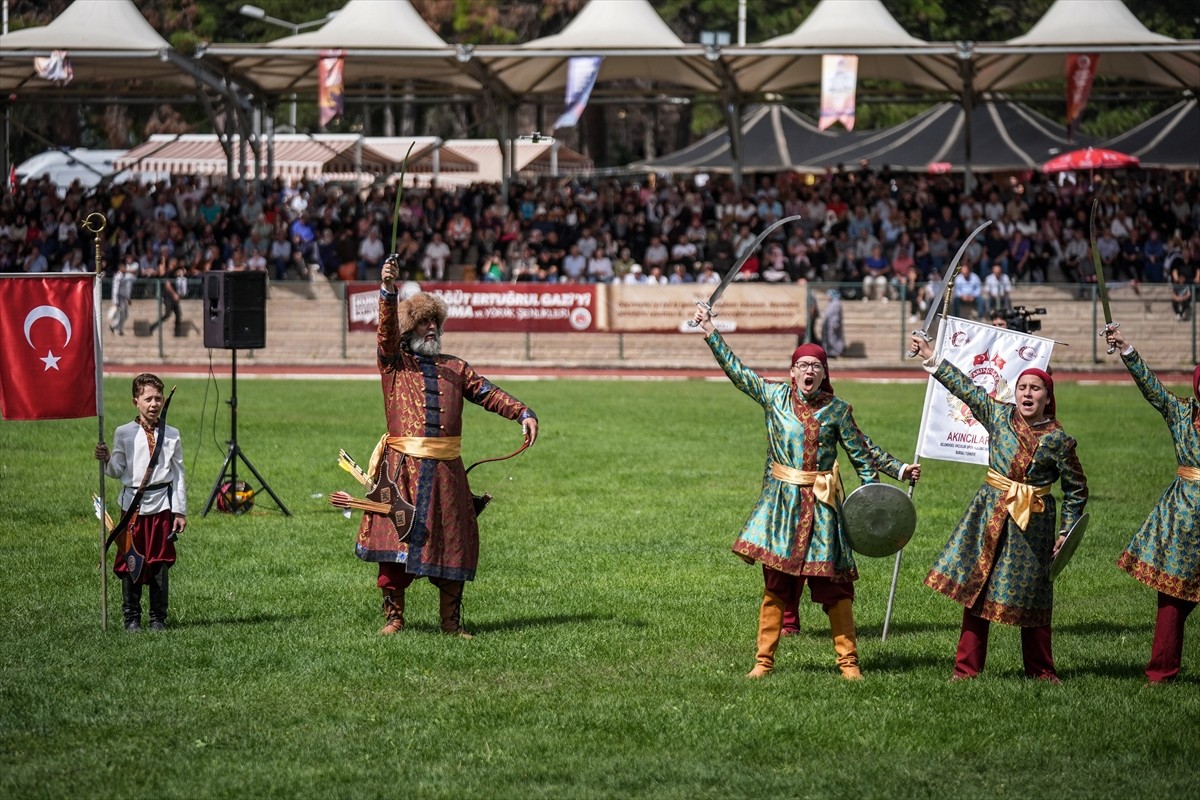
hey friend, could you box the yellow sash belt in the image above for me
[1178,466,1200,482]
[368,434,463,480]
[985,468,1052,531]
[771,461,842,507]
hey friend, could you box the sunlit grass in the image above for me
[1,374,1196,799]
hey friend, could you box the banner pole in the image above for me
[882,323,944,641]
[83,213,108,631]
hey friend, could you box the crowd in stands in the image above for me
[2,161,1198,320]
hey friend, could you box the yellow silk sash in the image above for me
[985,468,1052,531]
[367,434,463,480]
[1178,465,1200,482]
[771,461,842,507]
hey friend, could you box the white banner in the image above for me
[819,54,858,131]
[915,317,1055,466]
[553,56,603,130]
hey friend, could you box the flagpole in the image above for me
[882,323,945,642]
[82,212,108,631]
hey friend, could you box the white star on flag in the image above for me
[40,351,62,370]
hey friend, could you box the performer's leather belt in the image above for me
[1178,465,1200,482]
[985,468,1051,531]
[771,461,842,507]
[368,435,462,480]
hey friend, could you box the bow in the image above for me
[465,436,531,517]
[465,439,531,477]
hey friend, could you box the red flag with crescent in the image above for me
[0,274,97,420]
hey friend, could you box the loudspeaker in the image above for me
[203,271,266,350]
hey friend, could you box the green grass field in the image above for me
[2,373,1198,799]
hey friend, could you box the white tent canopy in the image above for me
[472,0,722,97]
[721,0,961,94]
[200,0,479,96]
[972,0,1200,91]
[0,0,221,93]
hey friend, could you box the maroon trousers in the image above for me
[953,609,1057,680]
[764,566,853,611]
[377,562,420,593]
[1146,592,1197,684]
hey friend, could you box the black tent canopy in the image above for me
[635,105,856,174]
[1099,99,1200,170]
[792,97,1097,173]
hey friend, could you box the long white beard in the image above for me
[408,331,442,357]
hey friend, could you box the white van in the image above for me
[15,148,130,196]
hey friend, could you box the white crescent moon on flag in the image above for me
[23,305,73,348]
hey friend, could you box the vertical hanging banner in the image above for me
[0,274,98,420]
[819,54,858,131]
[915,316,1054,466]
[318,49,346,130]
[553,56,603,130]
[1065,53,1099,142]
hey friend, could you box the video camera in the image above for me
[1003,305,1046,334]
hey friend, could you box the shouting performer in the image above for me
[910,334,1088,683]
[358,258,538,637]
[693,306,917,680]
[1106,327,1200,684]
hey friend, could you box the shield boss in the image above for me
[842,483,917,558]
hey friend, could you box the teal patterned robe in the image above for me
[1116,350,1200,602]
[926,361,1088,626]
[706,332,881,581]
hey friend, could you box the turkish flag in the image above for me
[0,274,98,420]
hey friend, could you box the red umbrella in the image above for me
[1042,147,1140,173]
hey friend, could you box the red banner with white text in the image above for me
[345,282,601,333]
[0,274,97,420]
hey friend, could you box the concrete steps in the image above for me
[99,280,1197,372]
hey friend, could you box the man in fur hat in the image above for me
[357,258,538,637]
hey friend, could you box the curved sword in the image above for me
[1090,199,1119,354]
[687,214,803,327]
[907,219,992,357]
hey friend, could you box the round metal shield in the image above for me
[842,483,917,558]
[1050,512,1089,581]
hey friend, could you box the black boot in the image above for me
[148,566,169,631]
[121,577,143,632]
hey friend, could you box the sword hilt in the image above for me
[907,329,932,358]
[1100,322,1120,355]
[687,300,717,328]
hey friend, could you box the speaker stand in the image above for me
[202,350,291,517]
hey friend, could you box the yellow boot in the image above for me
[747,591,785,678]
[827,598,862,680]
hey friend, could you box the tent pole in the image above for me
[957,41,976,196]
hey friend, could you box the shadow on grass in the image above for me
[857,620,953,637]
[1055,620,1143,635]
[177,613,304,629]
[861,650,949,671]
[468,611,632,634]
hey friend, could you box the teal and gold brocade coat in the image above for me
[926,361,1088,627]
[706,332,882,581]
[1116,350,1200,602]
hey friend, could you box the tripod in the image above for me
[202,350,291,516]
